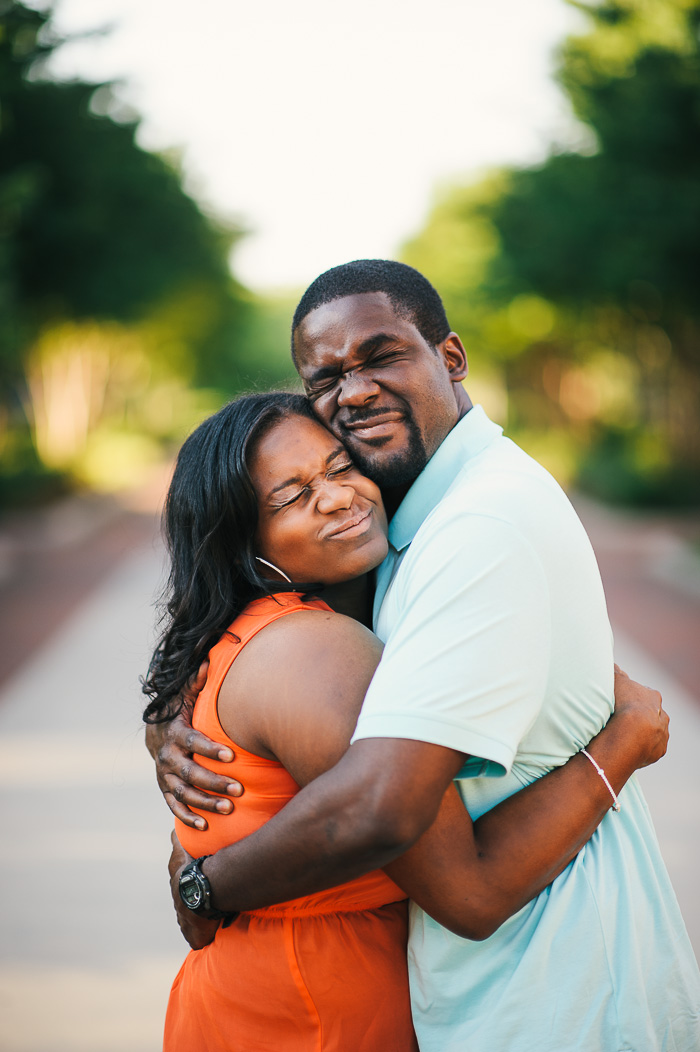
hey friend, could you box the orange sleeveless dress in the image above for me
[164,593,418,1052]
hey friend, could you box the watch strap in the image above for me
[179,855,236,921]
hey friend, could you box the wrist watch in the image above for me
[178,856,234,920]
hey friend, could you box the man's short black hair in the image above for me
[291,259,451,362]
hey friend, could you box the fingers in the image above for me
[612,665,662,715]
[151,662,242,831]
[652,707,670,764]
[168,829,191,878]
[162,769,242,829]
[176,911,220,951]
[165,707,234,763]
[181,726,235,764]
[180,661,211,717]
[165,792,211,830]
[173,779,239,812]
[159,753,242,799]
[163,786,239,827]
[614,663,662,708]
[162,671,234,762]
[144,720,163,760]
[155,734,241,828]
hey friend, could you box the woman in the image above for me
[143,392,666,1052]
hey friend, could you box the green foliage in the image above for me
[0,0,256,505]
[0,424,68,508]
[0,0,244,349]
[493,5,700,336]
[576,424,700,507]
[403,0,700,506]
[231,290,302,395]
[402,175,507,355]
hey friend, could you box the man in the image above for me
[149,261,699,1049]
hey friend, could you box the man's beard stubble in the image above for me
[343,413,429,490]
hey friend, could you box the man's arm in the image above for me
[386,667,668,939]
[196,667,666,917]
[145,663,242,829]
[158,517,665,926]
[148,514,549,823]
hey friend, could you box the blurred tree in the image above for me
[494,1,700,335]
[404,0,700,505]
[0,0,255,503]
[491,0,700,503]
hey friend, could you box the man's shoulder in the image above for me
[429,435,572,532]
[395,435,595,597]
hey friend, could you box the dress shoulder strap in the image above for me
[205,593,331,700]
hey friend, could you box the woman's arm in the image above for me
[385,666,667,939]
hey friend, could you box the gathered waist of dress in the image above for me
[241,872,406,919]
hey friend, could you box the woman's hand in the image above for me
[145,662,243,830]
[168,831,221,950]
[611,664,669,769]
[385,664,670,941]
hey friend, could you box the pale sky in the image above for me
[42,0,585,291]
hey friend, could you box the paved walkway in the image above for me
[0,536,181,1052]
[0,492,698,1051]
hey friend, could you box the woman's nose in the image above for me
[316,480,354,514]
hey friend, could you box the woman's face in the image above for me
[249,414,389,586]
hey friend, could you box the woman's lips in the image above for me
[325,508,373,540]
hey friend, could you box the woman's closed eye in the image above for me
[328,462,354,477]
[271,462,354,510]
[272,488,308,510]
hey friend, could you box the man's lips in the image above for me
[324,508,373,540]
[342,411,404,441]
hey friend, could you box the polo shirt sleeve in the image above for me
[351,510,552,777]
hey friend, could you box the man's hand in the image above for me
[145,662,242,831]
[612,664,669,768]
[168,831,220,951]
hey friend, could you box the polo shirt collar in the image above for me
[388,405,503,552]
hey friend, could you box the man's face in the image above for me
[294,292,467,488]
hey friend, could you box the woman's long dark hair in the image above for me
[142,391,316,724]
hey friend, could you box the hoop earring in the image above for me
[255,556,292,584]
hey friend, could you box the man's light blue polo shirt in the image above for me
[352,406,700,1051]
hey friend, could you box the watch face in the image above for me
[180,875,203,909]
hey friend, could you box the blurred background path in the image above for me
[3,2,700,1048]
[0,488,699,1052]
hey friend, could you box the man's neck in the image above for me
[455,385,473,421]
[320,574,374,626]
[380,484,410,520]
[381,391,474,522]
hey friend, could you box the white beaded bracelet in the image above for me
[581,749,621,813]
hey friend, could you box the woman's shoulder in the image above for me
[240,605,382,679]
[219,606,383,776]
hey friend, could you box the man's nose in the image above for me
[337,371,380,407]
[316,479,354,514]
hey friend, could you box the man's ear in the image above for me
[439,333,468,383]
